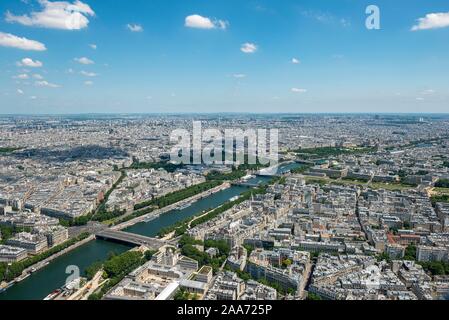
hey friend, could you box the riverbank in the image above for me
[113,182,231,230]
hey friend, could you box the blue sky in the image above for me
[0,0,448,114]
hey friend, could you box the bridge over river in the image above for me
[95,230,167,250]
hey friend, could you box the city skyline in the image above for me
[1,0,449,114]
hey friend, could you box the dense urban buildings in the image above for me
[0,114,449,301]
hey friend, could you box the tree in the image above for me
[103,251,142,278]
[144,250,157,261]
[282,259,292,269]
[174,288,189,300]
[243,244,255,257]
[307,293,323,300]
[435,179,449,188]
[204,239,230,256]
[85,261,102,280]
[404,245,417,261]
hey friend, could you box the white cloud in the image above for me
[291,58,300,64]
[412,12,449,31]
[301,10,333,24]
[0,32,46,51]
[291,88,307,93]
[17,89,24,95]
[89,43,97,49]
[74,57,94,65]
[80,70,97,77]
[35,80,60,88]
[5,0,95,30]
[17,58,43,67]
[216,20,229,30]
[185,14,228,30]
[30,95,37,100]
[33,74,44,79]
[233,74,246,78]
[241,42,257,54]
[421,89,436,95]
[302,10,350,28]
[127,24,143,32]
[84,80,93,86]
[13,73,29,80]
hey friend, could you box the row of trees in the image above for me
[435,179,449,189]
[0,147,21,154]
[431,194,449,205]
[128,161,184,173]
[290,164,312,175]
[113,180,223,226]
[87,249,156,300]
[134,180,222,210]
[419,261,449,276]
[294,146,377,160]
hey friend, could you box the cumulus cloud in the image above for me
[33,74,44,79]
[185,14,228,29]
[80,70,97,77]
[35,80,60,88]
[17,89,24,95]
[412,12,449,31]
[17,58,43,67]
[0,32,46,51]
[5,0,95,30]
[241,42,257,54]
[291,88,307,93]
[291,58,300,64]
[127,24,143,32]
[89,43,97,49]
[74,57,94,64]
